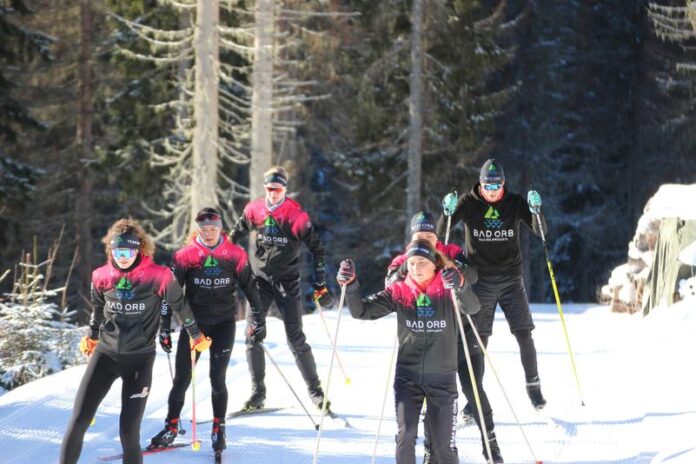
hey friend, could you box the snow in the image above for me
[643,184,696,220]
[1,303,696,464]
[678,240,696,266]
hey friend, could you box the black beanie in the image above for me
[480,158,505,184]
[410,211,436,235]
[406,240,437,264]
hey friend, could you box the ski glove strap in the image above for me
[190,333,212,352]
[247,322,267,343]
[337,259,356,286]
[441,267,464,289]
[527,190,542,214]
[79,336,99,356]
[159,329,172,353]
[442,191,458,217]
[313,284,334,307]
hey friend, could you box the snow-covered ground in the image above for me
[1,300,695,464]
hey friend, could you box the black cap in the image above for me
[195,207,222,227]
[406,240,437,264]
[110,233,141,249]
[410,212,436,235]
[480,158,505,184]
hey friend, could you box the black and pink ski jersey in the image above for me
[231,197,327,283]
[90,256,200,356]
[172,234,264,326]
[345,272,479,383]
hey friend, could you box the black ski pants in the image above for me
[167,320,235,420]
[60,349,155,464]
[394,372,459,464]
[245,276,320,392]
[472,273,539,382]
[423,324,494,452]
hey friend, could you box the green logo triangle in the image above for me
[264,216,277,227]
[416,293,431,307]
[484,206,500,219]
[204,255,218,267]
[116,277,132,290]
[488,164,496,171]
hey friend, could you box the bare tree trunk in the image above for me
[191,0,220,223]
[406,0,425,238]
[74,0,94,306]
[251,0,275,200]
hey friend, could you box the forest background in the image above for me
[2,0,696,326]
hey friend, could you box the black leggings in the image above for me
[167,320,235,420]
[60,349,155,464]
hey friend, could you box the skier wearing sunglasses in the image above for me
[436,158,549,418]
[60,219,208,464]
[231,165,333,411]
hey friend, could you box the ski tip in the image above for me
[536,461,543,464]
[314,424,320,430]
[192,441,201,451]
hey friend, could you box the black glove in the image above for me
[247,321,266,343]
[159,328,172,353]
[313,283,334,307]
[441,267,464,289]
[336,259,356,285]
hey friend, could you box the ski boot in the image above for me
[149,417,179,449]
[211,417,226,451]
[482,430,504,463]
[243,381,266,410]
[309,385,331,411]
[526,376,547,410]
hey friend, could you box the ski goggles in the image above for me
[265,186,284,193]
[111,248,138,260]
[195,212,222,229]
[482,183,502,191]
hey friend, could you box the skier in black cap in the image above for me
[437,158,548,414]
[149,207,265,457]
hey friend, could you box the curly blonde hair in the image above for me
[102,218,155,258]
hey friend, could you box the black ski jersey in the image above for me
[231,197,327,283]
[90,256,200,356]
[345,272,480,383]
[437,183,545,277]
[172,234,264,326]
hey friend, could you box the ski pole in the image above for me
[314,298,351,384]
[166,350,187,436]
[261,343,319,430]
[534,212,585,406]
[449,290,493,464]
[313,284,348,464]
[371,331,398,464]
[190,349,201,451]
[465,313,542,464]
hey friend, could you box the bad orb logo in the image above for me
[260,215,288,246]
[115,276,135,300]
[483,206,503,229]
[203,255,222,277]
[416,293,435,318]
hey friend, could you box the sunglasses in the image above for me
[482,183,502,191]
[265,186,284,193]
[195,213,221,222]
[111,248,138,259]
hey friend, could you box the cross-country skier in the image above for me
[387,212,503,463]
[338,240,479,464]
[149,207,265,457]
[437,158,548,412]
[231,166,334,410]
[60,219,210,464]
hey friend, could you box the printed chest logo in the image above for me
[259,215,288,246]
[483,206,503,229]
[416,293,435,318]
[203,255,222,277]
[115,276,135,301]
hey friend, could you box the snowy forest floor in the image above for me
[0,301,695,464]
